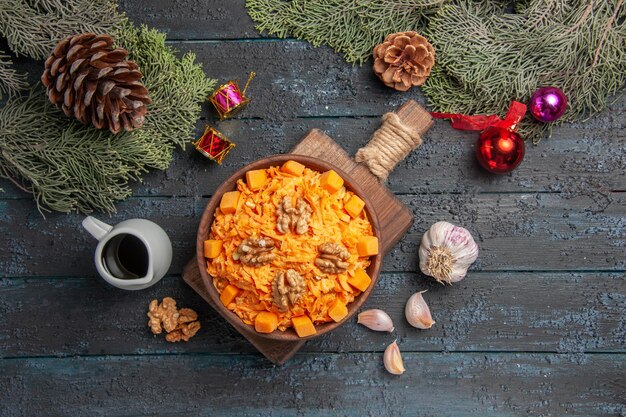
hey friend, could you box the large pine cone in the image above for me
[373,31,435,92]
[42,33,151,134]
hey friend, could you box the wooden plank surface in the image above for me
[117,0,261,40]
[1,272,623,358]
[2,193,624,277]
[0,0,624,415]
[1,353,623,417]
[3,115,624,197]
[3,42,624,199]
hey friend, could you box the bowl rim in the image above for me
[196,154,382,342]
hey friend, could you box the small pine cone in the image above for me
[373,31,435,92]
[41,33,151,134]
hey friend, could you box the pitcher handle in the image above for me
[82,216,113,241]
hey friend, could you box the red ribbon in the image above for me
[431,101,527,131]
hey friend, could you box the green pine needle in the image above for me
[0,0,124,60]
[0,19,215,214]
[246,0,626,142]
[423,0,626,142]
[0,52,28,99]
[246,0,444,65]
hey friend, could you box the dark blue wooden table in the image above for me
[1,1,624,416]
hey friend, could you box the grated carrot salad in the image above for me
[207,165,374,331]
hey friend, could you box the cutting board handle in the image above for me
[354,100,433,181]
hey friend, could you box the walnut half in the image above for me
[315,242,350,274]
[166,320,201,343]
[147,298,201,343]
[276,196,312,235]
[272,269,306,311]
[147,297,179,334]
[233,237,276,266]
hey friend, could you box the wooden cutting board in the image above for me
[183,100,431,364]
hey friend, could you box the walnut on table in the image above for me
[166,320,201,343]
[276,196,312,235]
[272,269,306,312]
[315,242,350,274]
[166,308,201,342]
[147,297,179,334]
[147,298,201,342]
[177,308,198,323]
[232,237,276,266]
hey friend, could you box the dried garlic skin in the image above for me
[357,309,395,332]
[419,221,478,284]
[405,290,435,329]
[383,340,405,375]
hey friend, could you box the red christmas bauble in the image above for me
[475,127,525,174]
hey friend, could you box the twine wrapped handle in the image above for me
[355,101,433,181]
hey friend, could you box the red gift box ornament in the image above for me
[209,72,256,120]
[431,101,527,174]
[193,126,235,164]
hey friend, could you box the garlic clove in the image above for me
[357,309,394,332]
[405,290,435,329]
[418,221,478,284]
[383,340,405,375]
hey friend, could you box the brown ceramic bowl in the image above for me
[196,154,382,341]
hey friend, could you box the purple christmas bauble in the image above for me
[529,86,567,122]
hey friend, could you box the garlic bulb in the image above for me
[405,290,435,329]
[357,309,394,332]
[383,340,405,375]
[418,221,478,284]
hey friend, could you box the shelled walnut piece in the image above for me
[233,237,276,266]
[147,297,179,334]
[315,242,350,274]
[147,298,201,343]
[276,196,312,234]
[166,308,201,342]
[272,269,306,312]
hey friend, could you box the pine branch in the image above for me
[0,0,125,60]
[0,24,215,214]
[0,52,28,100]
[423,0,626,142]
[246,0,445,64]
[246,0,626,142]
[116,23,216,150]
